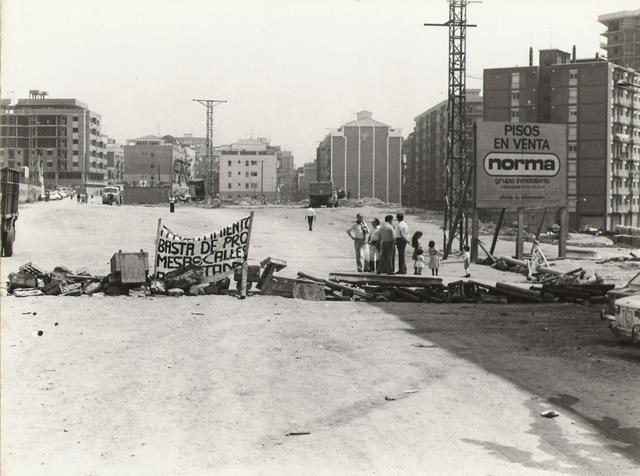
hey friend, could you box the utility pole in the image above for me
[425,1,479,258]
[192,99,227,202]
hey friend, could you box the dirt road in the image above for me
[1,199,639,475]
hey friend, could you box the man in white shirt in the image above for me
[305,206,316,231]
[394,212,410,274]
[346,214,369,272]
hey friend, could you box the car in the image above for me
[601,294,640,344]
[57,190,68,198]
[49,191,62,200]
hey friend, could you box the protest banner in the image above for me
[154,213,254,280]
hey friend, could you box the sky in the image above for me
[1,0,638,167]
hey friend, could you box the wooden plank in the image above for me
[297,272,377,300]
[328,272,443,288]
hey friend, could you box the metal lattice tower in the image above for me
[193,99,227,201]
[425,1,477,258]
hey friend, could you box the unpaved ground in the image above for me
[1,199,639,475]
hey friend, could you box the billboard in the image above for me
[475,121,568,209]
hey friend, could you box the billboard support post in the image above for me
[559,207,568,258]
[516,207,525,260]
[471,208,479,262]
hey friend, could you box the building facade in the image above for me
[218,138,278,202]
[276,148,295,203]
[484,49,640,229]
[296,161,317,198]
[405,90,483,208]
[105,139,124,184]
[0,92,107,193]
[123,135,191,189]
[599,9,640,71]
[316,111,403,203]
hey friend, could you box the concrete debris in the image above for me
[539,410,560,418]
[167,288,185,297]
[163,265,204,290]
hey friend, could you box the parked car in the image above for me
[601,294,640,344]
[48,191,62,200]
[601,271,640,341]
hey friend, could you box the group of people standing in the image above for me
[346,213,444,276]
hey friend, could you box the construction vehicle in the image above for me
[1,167,20,257]
[309,181,339,208]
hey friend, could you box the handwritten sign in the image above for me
[155,214,253,279]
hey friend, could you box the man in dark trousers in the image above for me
[394,212,410,274]
[378,215,396,274]
[305,206,316,231]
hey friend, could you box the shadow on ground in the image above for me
[365,301,640,466]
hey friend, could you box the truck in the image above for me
[188,179,206,201]
[309,181,338,208]
[1,167,20,257]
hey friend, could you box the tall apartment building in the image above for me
[105,139,124,184]
[275,148,295,202]
[316,111,403,203]
[484,49,640,229]
[599,9,640,70]
[218,138,278,202]
[0,92,107,193]
[405,90,483,208]
[123,135,191,188]
[296,161,317,197]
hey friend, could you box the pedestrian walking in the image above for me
[305,206,316,231]
[427,240,441,277]
[377,215,396,274]
[76,192,80,204]
[346,214,369,272]
[462,245,471,278]
[394,213,410,274]
[367,218,381,273]
[414,249,425,275]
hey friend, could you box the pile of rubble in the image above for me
[612,225,640,248]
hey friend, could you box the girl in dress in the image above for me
[427,240,441,277]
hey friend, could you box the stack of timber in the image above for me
[327,272,446,303]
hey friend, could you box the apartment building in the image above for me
[0,92,107,193]
[275,148,295,202]
[105,138,124,184]
[404,90,483,208]
[484,48,640,229]
[123,135,191,188]
[218,138,278,202]
[599,9,640,71]
[316,111,403,203]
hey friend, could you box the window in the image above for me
[237,183,241,188]
[228,160,231,166]
[511,91,520,101]
[237,171,241,175]
[568,87,577,103]
[568,143,577,158]
[510,72,520,88]
[568,124,577,140]
[72,127,79,133]
[569,70,578,80]
[568,106,577,122]
[72,116,78,121]
[73,139,79,144]
[510,109,520,121]
[251,171,258,177]
[47,150,53,156]
[245,160,249,166]
[228,182,232,189]
[245,183,249,189]
[73,150,78,156]
[251,160,257,165]
[228,171,232,178]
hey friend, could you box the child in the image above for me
[462,245,471,278]
[414,248,425,275]
[427,240,441,276]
